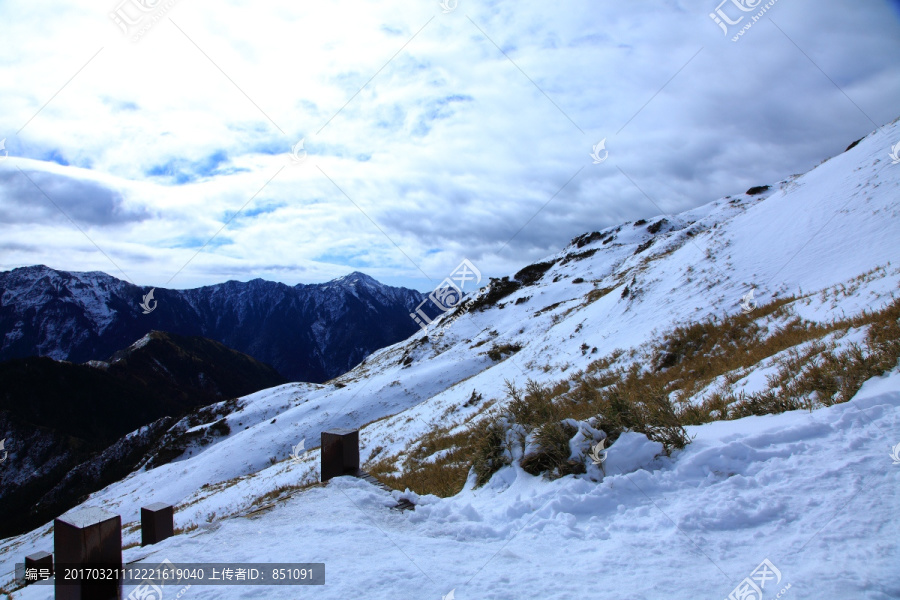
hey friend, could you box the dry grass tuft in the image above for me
[361,293,900,496]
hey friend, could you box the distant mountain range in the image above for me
[0,330,287,538]
[0,266,430,382]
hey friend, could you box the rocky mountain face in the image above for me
[0,269,429,382]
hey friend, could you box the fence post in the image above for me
[23,550,54,582]
[141,503,174,547]
[321,428,360,481]
[54,507,122,600]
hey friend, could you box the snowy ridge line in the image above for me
[0,266,426,383]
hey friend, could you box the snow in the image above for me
[600,432,664,477]
[2,120,900,598]
[8,372,898,599]
[130,333,152,351]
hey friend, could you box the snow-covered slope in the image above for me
[2,120,899,599]
[11,373,899,599]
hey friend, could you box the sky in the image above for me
[1,0,899,292]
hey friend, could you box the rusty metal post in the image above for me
[141,503,174,547]
[54,507,122,600]
[321,428,359,481]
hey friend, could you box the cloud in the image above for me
[0,167,150,226]
[0,0,897,291]
[145,150,247,183]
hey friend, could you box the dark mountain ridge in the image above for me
[0,330,286,537]
[0,266,430,382]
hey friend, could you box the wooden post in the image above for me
[321,428,359,481]
[24,550,54,581]
[54,507,122,600]
[141,503,174,547]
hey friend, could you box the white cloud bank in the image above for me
[1,0,899,290]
